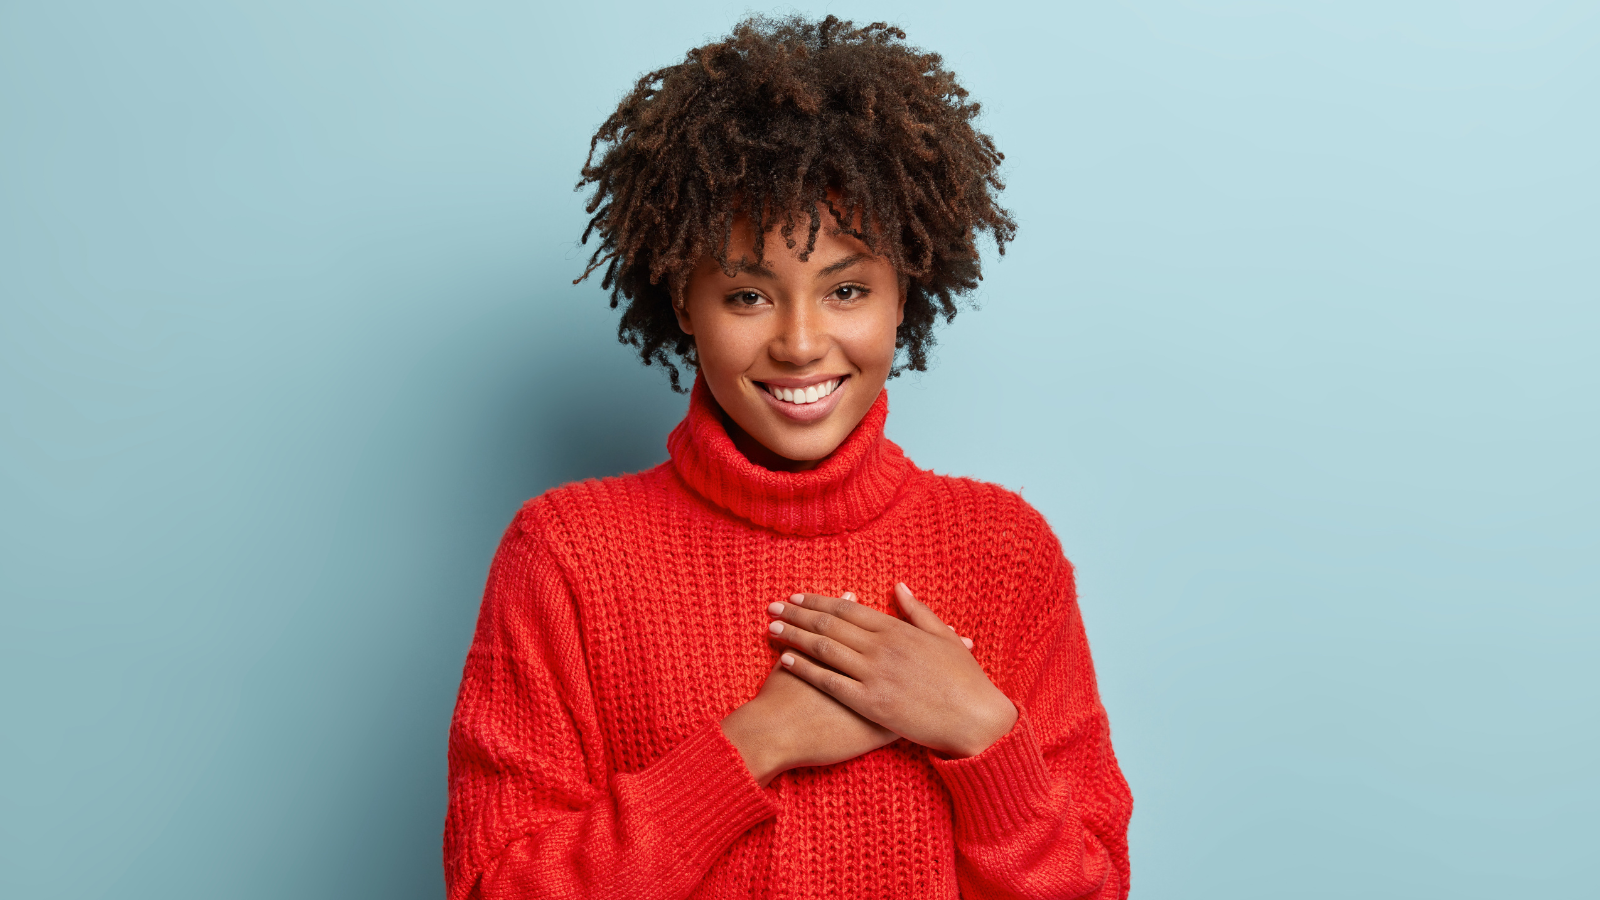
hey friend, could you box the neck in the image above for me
[722,411,824,472]
[667,374,910,536]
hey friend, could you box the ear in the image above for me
[672,294,694,335]
[895,274,909,327]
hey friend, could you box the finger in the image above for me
[779,650,868,710]
[768,616,869,678]
[894,582,954,637]
[790,592,894,632]
[769,598,874,653]
[947,624,975,650]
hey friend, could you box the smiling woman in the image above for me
[444,14,1132,900]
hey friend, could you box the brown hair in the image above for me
[575,14,1015,389]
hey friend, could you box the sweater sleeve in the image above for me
[927,551,1133,900]
[443,516,781,900]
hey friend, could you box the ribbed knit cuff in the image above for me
[929,706,1057,842]
[624,720,781,869]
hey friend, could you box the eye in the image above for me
[833,284,871,302]
[727,290,766,307]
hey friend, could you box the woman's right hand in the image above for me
[721,658,897,786]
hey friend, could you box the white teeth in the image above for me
[766,378,842,404]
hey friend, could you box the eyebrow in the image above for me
[727,259,776,277]
[816,253,871,277]
[723,252,872,279]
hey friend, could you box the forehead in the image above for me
[694,231,889,286]
[724,215,869,254]
[718,194,882,264]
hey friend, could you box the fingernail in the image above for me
[791,593,805,605]
[948,624,956,631]
[842,591,856,601]
[962,637,974,649]
[768,602,785,615]
[781,654,795,666]
[769,621,784,635]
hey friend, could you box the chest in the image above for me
[562,518,1007,773]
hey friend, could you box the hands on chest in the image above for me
[719,583,1019,787]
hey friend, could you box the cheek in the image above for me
[838,305,903,369]
[693,314,764,375]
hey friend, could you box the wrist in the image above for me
[720,702,790,787]
[947,694,1019,759]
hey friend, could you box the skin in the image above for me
[674,208,1017,786]
[769,585,1018,759]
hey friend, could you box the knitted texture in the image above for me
[445,377,1133,900]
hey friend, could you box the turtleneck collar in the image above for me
[667,375,913,537]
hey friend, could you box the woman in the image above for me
[444,15,1132,899]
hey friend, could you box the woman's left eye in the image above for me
[834,285,869,301]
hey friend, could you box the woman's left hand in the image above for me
[766,583,1019,759]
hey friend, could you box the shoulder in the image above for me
[467,466,689,644]
[476,466,681,619]
[509,462,677,540]
[909,470,1060,544]
[905,470,1067,573]
[502,461,691,582]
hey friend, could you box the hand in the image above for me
[720,659,897,787]
[766,583,1018,759]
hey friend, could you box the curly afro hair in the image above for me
[574,14,1015,390]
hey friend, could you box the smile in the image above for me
[755,376,848,423]
[759,378,843,405]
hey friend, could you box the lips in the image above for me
[755,376,848,422]
[759,378,842,406]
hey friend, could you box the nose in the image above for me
[769,298,828,367]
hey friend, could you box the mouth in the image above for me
[754,376,848,422]
[760,377,843,405]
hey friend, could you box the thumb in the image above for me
[895,582,952,637]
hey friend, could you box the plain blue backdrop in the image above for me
[2,1,1596,897]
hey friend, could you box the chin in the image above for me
[761,430,843,462]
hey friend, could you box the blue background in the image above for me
[3,1,1596,897]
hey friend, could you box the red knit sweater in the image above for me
[444,378,1132,899]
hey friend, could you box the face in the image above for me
[674,212,906,471]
